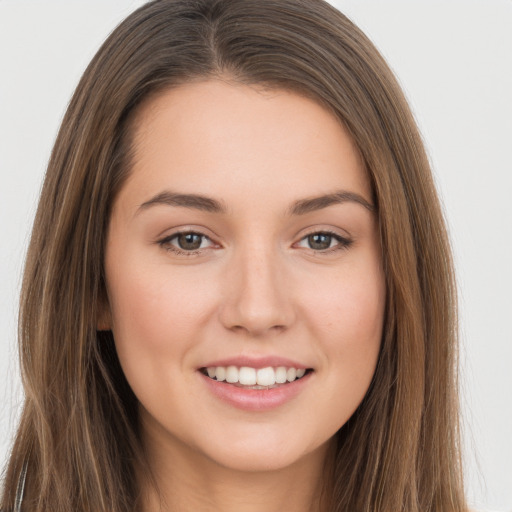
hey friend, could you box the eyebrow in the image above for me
[138,191,227,214]
[137,189,374,216]
[288,190,374,215]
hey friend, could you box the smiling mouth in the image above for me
[200,365,312,389]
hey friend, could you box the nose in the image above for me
[218,245,295,337]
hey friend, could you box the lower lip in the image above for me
[199,371,312,411]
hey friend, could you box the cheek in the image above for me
[301,257,385,387]
[109,261,210,333]
[306,262,385,344]
[287,260,385,442]
[104,264,223,423]
[105,261,218,381]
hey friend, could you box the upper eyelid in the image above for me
[298,224,352,238]
[157,226,217,242]
[160,231,215,247]
[294,231,352,248]
[161,230,211,240]
[293,227,353,246]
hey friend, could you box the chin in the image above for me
[211,451,297,473]
[196,431,330,474]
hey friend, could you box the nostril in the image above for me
[218,273,296,335]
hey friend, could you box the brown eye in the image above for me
[159,231,214,254]
[307,233,333,250]
[295,231,352,253]
[177,233,204,250]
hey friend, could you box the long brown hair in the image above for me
[1,0,466,510]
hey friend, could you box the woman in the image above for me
[1,0,468,510]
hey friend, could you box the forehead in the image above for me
[120,79,371,212]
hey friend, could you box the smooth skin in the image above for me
[102,80,386,512]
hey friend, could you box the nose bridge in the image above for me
[220,238,294,335]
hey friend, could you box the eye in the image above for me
[159,231,215,254]
[296,231,352,252]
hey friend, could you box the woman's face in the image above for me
[103,80,385,473]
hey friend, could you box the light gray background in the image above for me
[0,1,511,510]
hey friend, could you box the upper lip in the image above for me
[199,355,310,370]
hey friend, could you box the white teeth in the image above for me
[225,365,238,383]
[256,367,276,386]
[239,367,257,385]
[275,366,287,384]
[204,365,308,386]
[286,368,297,382]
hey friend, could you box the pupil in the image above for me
[178,233,202,250]
[308,234,331,250]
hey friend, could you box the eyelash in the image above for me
[295,230,353,254]
[157,229,353,256]
[158,231,215,256]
